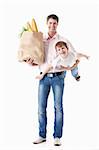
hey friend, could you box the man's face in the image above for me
[47,18,58,32]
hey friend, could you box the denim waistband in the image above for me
[45,71,64,77]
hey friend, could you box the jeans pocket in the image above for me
[58,72,65,80]
[57,75,65,86]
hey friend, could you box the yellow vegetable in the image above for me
[31,18,38,32]
[27,22,33,32]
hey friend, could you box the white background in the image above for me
[0,0,99,150]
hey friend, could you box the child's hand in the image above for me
[85,55,90,59]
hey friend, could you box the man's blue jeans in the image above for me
[38,72,65,139]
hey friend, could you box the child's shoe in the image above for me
[75,75,80,81]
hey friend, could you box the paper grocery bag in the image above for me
[18,31,45,65]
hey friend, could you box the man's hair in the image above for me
[55,41,68,50]
[47,14,59,23]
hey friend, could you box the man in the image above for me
[27,14,78,146]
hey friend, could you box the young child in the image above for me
[36,41,89,81]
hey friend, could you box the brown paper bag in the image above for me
[18,31,45,65]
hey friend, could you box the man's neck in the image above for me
[48,31,57,38]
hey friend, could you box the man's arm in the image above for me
[35,64,53,80]
[36,56,60,80]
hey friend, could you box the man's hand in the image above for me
[76,59,80,64]
[60,59,80,71]
[24,58,38,66]
[70,59,80,70]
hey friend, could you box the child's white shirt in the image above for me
[51,51,77,71]
[40,33,77,73]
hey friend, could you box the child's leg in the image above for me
[71,66,80,81]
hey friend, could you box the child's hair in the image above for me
[55,41,68,50]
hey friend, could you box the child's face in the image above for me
[56,45,68,57]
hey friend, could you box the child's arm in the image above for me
[35,64,53,80]
[77,53,89,59]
